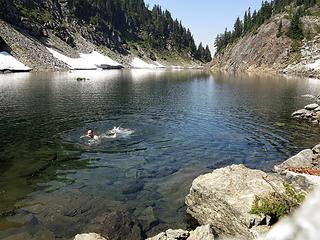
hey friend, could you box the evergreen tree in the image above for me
[243,11,249,33]
[287,8,304,39]
[214,0,315,54]
[277,19,283,37]
[233,17,243,39]
[204,45,212,62]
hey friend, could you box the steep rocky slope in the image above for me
[211,7,320,78]
[0,0,203,71]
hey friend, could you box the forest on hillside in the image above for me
[214,0,317,54]
[10,0,212,62]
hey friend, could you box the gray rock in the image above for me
[261,188,320,240]
[166,229,189,239]
[314,112,320,121]
[291,109,308,117]
[185,165,285,239]
[250,225,270,239]
[304,103,319,110]
[188,225,215,240]
[312,144,320,155]
[284,171,320,189]
[314,106,320,112]
[74,233,108,240]
[305,110,313,118]
[273,149,314,173]
[147,229,189,240]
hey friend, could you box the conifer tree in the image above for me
[287,8,304,40]
[277,20,283,37]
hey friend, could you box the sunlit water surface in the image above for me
[0,70,320,239]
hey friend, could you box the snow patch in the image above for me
[47,48,123,70]
[307,59,320,70]
[0,51,31,71]
[154,61,166,68]
[130,57,158,69]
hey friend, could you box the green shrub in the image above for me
[250,193,289,219]
[250,182,305,221]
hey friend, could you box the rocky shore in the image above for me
[292,101,320,125]
[145,145,320,240]
[73,143,320,240]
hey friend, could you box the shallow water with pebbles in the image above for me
[0,70,320,239]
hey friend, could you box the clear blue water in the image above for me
[0,70,319,239]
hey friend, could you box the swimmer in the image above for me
[80,129,100,140]
[87,129,94,138]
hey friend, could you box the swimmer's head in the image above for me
[87,129,94,139]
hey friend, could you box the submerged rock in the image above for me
[185,165,285,239]
[122,180,144,195]
[100,210,142,240]
[136,206,159,232]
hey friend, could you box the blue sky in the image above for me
[144,0,263,53]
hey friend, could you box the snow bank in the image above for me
[47,48,123,70]
[0,51,31,71]
[154,61,166,68]
[307,59,320,70]
[130,57,167,69]
[130,57,158,69]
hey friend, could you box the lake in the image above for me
[0,70,319,239]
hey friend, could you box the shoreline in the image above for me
[145,142,320,240]
[209,67,320,82]
[0,66,206,74]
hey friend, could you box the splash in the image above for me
[102,126,135,139]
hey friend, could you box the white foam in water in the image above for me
[102,126,135,139]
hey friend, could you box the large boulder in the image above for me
[273,149,314,173]
[185,165,286,239]
[261,188,320,240]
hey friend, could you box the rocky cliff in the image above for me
[211,6,320,78]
